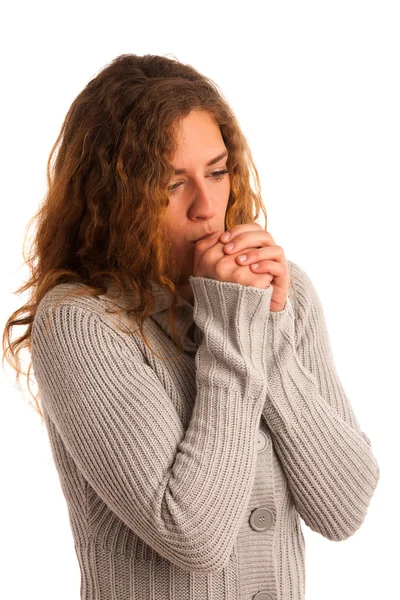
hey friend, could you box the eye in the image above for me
[168,169,229,195]
[211,169,229,183]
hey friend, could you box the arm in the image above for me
[32,278,274,573]
[262,260,380,541]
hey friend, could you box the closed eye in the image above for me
[168,170,229,195]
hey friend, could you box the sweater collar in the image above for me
[103,280,200,352]
[104,279,192,316]
[148,280,193,315]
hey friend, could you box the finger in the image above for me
[250,262,289,298]
[234,246,282,265]
[193,231,221,249]
[223,230,276,254]
[249,260,283,274]
[220,223,264,243]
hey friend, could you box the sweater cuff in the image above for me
[189,276,273,398]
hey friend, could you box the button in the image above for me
[257,430,269,452]
[249,507,275,532]
[253,592,274,600]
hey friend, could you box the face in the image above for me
[163,110,230,297]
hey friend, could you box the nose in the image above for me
[189,179,218,218]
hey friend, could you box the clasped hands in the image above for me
[218,223,289,312]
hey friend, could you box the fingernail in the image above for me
[238,255,247,262]
[221,232,230,241]
[210,231,218,238]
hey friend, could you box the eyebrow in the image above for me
[174,150,228,175]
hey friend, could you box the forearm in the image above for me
[262,295,380,540]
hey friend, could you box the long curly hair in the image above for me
[2,52,271,420]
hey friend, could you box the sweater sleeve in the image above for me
[31,278,274,574]
[261,261,380,541]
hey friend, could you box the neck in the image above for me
[177,282,194,306]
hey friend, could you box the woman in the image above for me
[3,53,380,600]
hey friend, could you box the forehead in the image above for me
[173,150,228,175]
[172,111,225,159]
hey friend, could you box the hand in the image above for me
[192,227,273,292]
[219,223,289,312]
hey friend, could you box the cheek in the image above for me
[222,179,231,202]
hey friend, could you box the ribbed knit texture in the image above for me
[31,259,380,600]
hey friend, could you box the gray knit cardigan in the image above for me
[31,258,380,600]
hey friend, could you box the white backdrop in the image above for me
[1,1,398,598]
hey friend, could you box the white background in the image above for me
[1,1,398,598]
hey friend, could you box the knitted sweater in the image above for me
[31,258,380,600]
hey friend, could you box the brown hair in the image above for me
[2,52,275,420]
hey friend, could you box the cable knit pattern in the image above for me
[30,259,380,600]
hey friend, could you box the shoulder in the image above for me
[33,282,136,342]
[34,283,104,324]
[287,258,318,299]
[32,282,151,375]
[286,258,324,324]
[32,283,146,363]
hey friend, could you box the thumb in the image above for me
[193,231,221,255]
[194,231,220,246]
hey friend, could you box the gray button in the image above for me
[257,430,269,452]
[249,507,275,532]
[253,592,274,600]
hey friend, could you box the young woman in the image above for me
[3,53,380,600]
